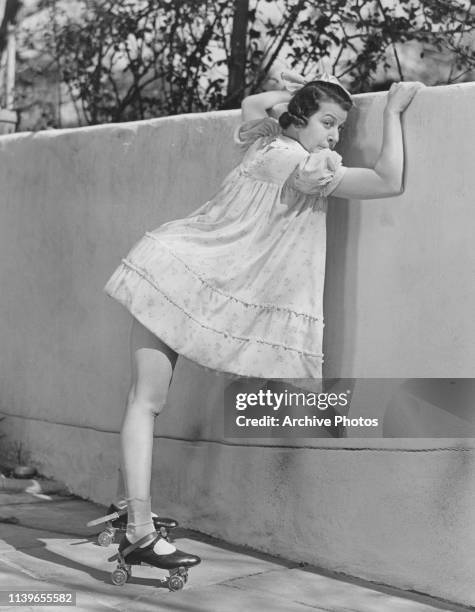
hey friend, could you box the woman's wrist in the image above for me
[383,106,401,117]
[241,90,292,121]
[243,90,291,108]
[271,90,292,103]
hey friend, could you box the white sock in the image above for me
[125,497,176,555]
[116,497,158,518]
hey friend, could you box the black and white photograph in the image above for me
[0,1,474,610]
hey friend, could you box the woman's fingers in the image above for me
[387,81,425,112]
[281,70,307,84]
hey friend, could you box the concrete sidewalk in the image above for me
[0,484,470,612]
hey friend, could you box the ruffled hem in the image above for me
[104,234,323,378]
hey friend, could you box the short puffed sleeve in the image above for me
[234,117,281,151]
[286,149,347,197]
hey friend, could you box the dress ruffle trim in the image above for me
[104,234,324,378]
[144,233,320,322]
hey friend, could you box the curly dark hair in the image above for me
[279,81,353,129]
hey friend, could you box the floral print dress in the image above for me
[104,117,347,379]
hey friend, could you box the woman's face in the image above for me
[297,101,348,152]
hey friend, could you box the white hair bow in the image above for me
[281,70,351,98]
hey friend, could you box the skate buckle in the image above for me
[108,532,157,563]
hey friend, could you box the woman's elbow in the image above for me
[240,97,262,121]
[382,182,404,197]
[376,171,404,197]
[387,179,404,197]
[241,96,252,111]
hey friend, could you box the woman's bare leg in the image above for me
[120,318,178,551]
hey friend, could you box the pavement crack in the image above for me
[222,581,359,612]
[295,603,358,612]
[218,567,284,587]
[0,497,77,507]
[0,556,42,580]
[2,520,91,540]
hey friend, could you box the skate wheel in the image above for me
[98,530,114,547]
[168,575,184,591]
[159,526,169,539]
[177,566,188,583]
[111,567,128,586]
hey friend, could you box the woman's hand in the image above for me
[280,70,307,87]
[386,81,425,114]
[269,102,288,119]
[261,68,306,92]
[241,90,292,121]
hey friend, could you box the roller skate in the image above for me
[87,502,178,547]
[109,532,201,591]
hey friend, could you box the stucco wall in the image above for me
[323,84,475,380]
[1,84,474,606]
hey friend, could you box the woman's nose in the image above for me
[328,129,339,146]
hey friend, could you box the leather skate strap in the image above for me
[86,511,120,527]
[87,505,127,527]
[108,532,158,563]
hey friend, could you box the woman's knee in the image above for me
[126,319,178,418]
[127,383,167,417]
[128,346,174,417]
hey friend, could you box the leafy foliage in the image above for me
[16,0,475,125]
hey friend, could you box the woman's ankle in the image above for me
[126,520,155,543]
[126,521,176,554]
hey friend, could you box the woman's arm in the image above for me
[241,90,292,122]
[332,82,424,200]
[241,69,305,121]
